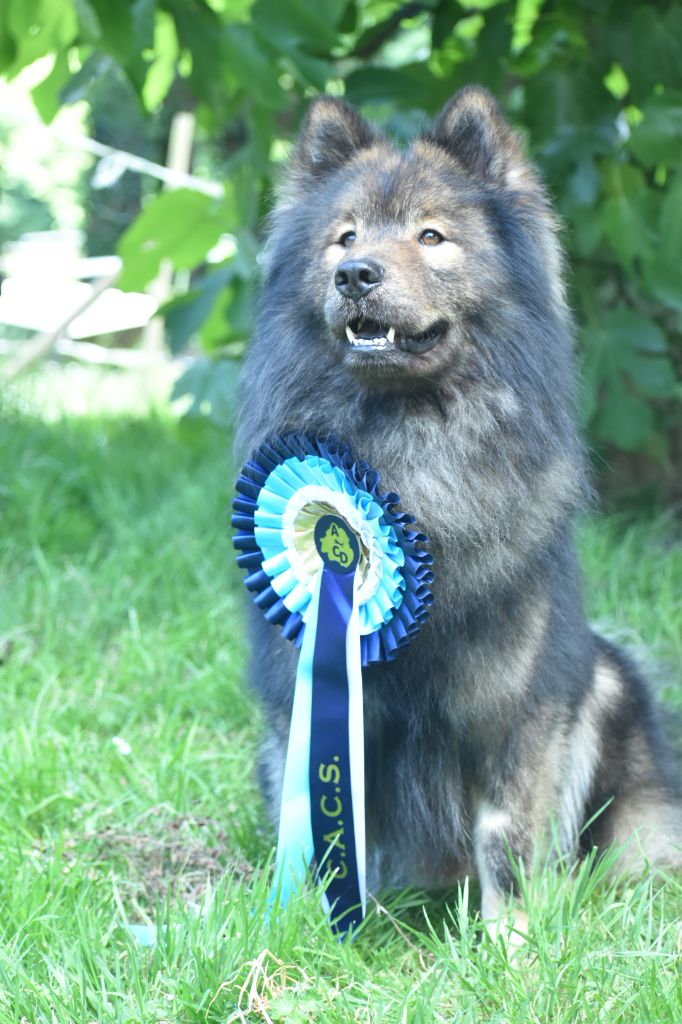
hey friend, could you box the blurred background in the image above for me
[1,0,681,506]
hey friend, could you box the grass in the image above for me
[0,364,680,1023]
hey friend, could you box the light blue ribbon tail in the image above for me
[346,575,366,918]
[270,570,321,909]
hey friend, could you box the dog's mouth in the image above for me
[343,317,445,355]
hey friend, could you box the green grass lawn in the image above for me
[1,365,680,1023]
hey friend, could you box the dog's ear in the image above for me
[292,96,378,179]
[433,86,535,190]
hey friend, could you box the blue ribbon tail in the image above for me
[309,565,365,937]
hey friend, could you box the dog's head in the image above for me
[264,87,565,392]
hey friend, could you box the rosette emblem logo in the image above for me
[314,515,360,574]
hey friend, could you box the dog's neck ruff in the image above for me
[232,434,433,936]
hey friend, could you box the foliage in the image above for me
[0,366,680,1018]
[1,0,681,495]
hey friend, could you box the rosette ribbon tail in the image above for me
[272,562,366,938]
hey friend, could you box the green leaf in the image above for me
[625,7,682,97]
[74,0,102,41]
[142,11,178,112]
[623,354,678,399]
[253,0,347,51]
[603,62,629,101]
[628,94,682,168]
[644,263,682,315]
[595,382,654,450]
[170,357,239,428]
[6,0,78,76]
[88,0,152,92]
[31,50,72,123]
[345,64,452,110]
[601,194,656,272]
[224,24,286,108]
[432,0,459,50]
[282,49,332,92]
[602,308,668,354]
[459,0,506,9]
[161,263,234,354]
[511,0,546,55]
[568,159,600,206]
[117,189,231,291]
[659,169,682,268]
[579,340,603,424]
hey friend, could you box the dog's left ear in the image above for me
[433,86,536,190]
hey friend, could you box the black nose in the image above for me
[334,258,384,299]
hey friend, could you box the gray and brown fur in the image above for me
[236,87,682,924]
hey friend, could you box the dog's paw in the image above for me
[482,908,529,954]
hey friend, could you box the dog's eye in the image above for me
[339,230,356,247]
[419,229,444,246]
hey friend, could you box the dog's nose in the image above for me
[334,258,384,299]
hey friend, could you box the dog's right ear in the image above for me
[291,97,377,180]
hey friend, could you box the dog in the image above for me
[235,86,682,933]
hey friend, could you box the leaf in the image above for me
[628,94,682,168]
[253,0,347,51]
[432,0,459,49]
[595,382,654,450]
[601,193,656,272]
[345,64,452,110]
[658,169,682,270]
[31,50,72,123]
[142,11,179,112]
[622,354,678,399]
[170,357,239,428]
[578,339,603,425]
[224,24,286,108]
[511,0,546,55]
[282,49,332,92]
[601,307,668,354]
[568,158,600,206]
[580,309,674,448]
[6,0,78,76]
[74,0,102,41]
[625,7,682,97]
[117,189,231,291]
[644,263,682,315]
[161,263,234,354]
[88,0,152,92]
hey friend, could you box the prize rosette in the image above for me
[232,434,433,935]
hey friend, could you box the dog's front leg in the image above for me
[473,799,531,946]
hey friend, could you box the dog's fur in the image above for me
[236,86,682,924]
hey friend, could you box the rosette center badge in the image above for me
[232,434,433,935]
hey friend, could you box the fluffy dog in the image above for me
[236,86,681,929]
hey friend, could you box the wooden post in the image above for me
[142,111,196,357]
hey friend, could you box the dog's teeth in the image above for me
[387,326,395,343]
[345,324,357,344]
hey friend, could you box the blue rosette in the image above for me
[231,433,433,936]
[232,434,433,665]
